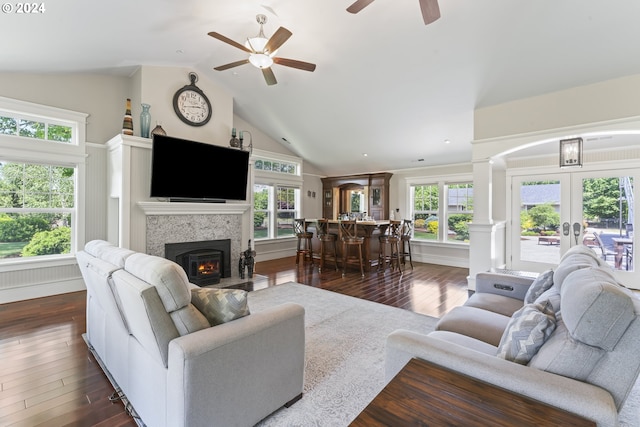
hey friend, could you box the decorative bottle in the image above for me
[122,98,134,136]
[140,103,151,138]
[151,121,166,136]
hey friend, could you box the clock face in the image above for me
[173,88,212,126]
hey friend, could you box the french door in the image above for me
[509,168,636,285]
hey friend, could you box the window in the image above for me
[0,96,86,264]
[410,181,473,244]
[253,184,301,240]
[0,162,75,258]
[0,114,74,143]
[252,149,303,241]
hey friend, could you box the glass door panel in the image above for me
[511,176,568,271]
[575,174,634,272]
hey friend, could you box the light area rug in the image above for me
[247,282,640,427]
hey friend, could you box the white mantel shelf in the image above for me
[137,201,251,216]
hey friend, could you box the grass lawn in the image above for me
[0,242,27,258]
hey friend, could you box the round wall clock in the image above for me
[172,72,212,127]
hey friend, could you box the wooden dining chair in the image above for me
[294,218,314,265]
[316,219,339,272]
[400,219,414,269]
[378,220,402,271]
[339,220,364,277]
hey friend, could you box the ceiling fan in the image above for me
[208,14,316,86]
[347,0,441,25]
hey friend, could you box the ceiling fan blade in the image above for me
[262,68,277,86]
[419,0,441,25]
[208,32,252,53]
[347,0,375,14]
[264,27,292,53]
[273,57,316,72]
[214,59,250,71]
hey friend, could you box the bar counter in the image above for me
[304,219,391,271]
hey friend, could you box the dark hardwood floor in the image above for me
[0,257,469,426]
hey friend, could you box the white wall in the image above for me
[474,74,640,141]
[0,72,130,144]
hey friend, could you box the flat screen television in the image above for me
[150,134,250,202]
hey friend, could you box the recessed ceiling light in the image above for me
[444,139,451,144]
[362,153,368,157]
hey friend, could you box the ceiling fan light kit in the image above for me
[249,53,273,69]
[209,14,316,86]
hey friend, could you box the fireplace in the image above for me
[165,239,231,286]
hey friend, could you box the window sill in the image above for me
[0,254,78,273]
[411,240,470,250]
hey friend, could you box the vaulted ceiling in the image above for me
[3,0,640,175]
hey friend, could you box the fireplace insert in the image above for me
[165,239,232,286]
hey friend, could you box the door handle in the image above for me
[563,222,570,236]
[573,222,581,245]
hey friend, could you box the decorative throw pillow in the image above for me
[497,301,557,365]
[524,269,554,304]
[191,288,250,326]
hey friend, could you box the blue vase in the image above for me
[140,103,151,138]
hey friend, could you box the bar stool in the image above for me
[316,219,339,272]
[378,220,402,271]
[339,220,364,277]
[294,218,314,265]
[400,219,414,269]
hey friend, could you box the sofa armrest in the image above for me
[167,302,305,427]
[385,330,617,427]
[474,272,535,300]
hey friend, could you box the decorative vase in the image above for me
[151,121,166,136]
[122,98,134,136]
[140,103,151,138]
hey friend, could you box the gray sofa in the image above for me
[77,240,305,427]
[386,244,640,426]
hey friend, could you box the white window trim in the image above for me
[406,173,473,244]
[0,96,88,269]
[252,149,303,241]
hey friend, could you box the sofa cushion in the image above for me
[553,253,601,290]
[529,320,605,381]
[560,244,605,264]
[524,269,554,304]
[191,288,251,326]
[561,268,635,351]
[125,253,191,312]
[464,293,523,317]
[497,301,556,365]
[435,306,511,346]
[84,240,135,267]
[428,330,498,356]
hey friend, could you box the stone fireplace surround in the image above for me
[138,201,252,284]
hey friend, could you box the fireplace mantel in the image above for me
[138,201,251,216]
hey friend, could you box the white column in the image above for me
[468,159,496,291]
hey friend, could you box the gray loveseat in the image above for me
[386,244,640,426]
[77,240,305,427]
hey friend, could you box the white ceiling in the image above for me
[3,0,640,175]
